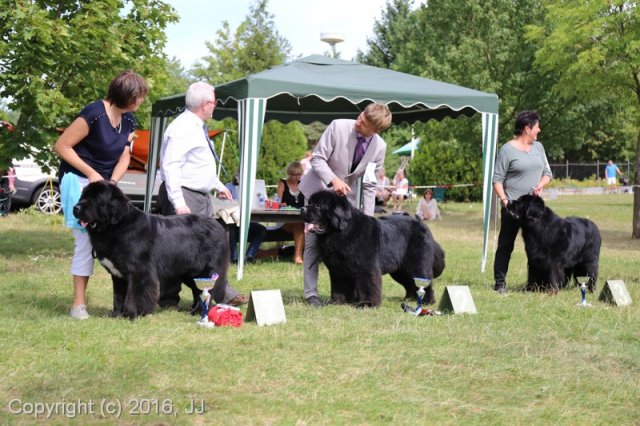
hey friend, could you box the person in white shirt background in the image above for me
[391,168,409,212]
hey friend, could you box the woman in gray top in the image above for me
[492,111,552,293]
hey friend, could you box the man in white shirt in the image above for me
[158,81,248,307]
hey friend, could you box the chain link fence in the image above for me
[549,160,633,180]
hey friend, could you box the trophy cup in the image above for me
[576,276,592,307]
[401,278,434,316]
[194,273,219,327]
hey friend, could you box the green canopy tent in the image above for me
[147,55,499,279]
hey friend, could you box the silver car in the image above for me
[11,157,160,214]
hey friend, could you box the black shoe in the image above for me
[495,284,507,294]
[306,296,322,308]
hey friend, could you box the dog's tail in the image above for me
[432,243,446,278]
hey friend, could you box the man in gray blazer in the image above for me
[299,103,392,307]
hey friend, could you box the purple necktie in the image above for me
[351,136,368,172]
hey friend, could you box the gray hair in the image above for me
[185,81,215,111]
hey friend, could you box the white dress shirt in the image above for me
[159,109,226,210]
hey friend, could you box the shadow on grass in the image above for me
[1,229,71,257]
[6,291,117,319]
[10,287,204,321]
[600,229,640,251]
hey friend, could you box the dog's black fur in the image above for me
[73,181,229,318]
[507,194,601,292]
[300,190,445,307]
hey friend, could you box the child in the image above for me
[416,189,440,221]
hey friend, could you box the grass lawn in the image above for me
[0,194,638,425]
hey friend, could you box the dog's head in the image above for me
[506,194,546,223]
[300,190,352,233]
[73,181,134,232]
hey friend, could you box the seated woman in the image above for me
[391,168,409,212]
[375,168,391,206]
[277,161,305,264]
[416,188,441,221]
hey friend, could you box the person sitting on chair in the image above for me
[375,167,391,206]
[277,161,305,264]
[416,188,440,221]
[391,168,409,212]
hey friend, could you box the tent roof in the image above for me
[152,55,498,124]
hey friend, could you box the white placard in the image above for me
[438,286,477,314]
[244,289,287,326]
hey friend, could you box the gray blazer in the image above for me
[299,118,386,216]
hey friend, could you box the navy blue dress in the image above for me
[59,100,136,180]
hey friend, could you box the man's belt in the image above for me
[181,186,209,196]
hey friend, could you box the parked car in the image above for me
[12,157,63,214]
[12,157,160,214]
[7,127,226,214]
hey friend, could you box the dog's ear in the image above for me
[102,185,127,225]
[329,197,352,231]
[525,196,545,221]
[108,199,129,225]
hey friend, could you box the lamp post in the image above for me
[320,32,344,58]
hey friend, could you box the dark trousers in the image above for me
[493,207,521,287]
[228,222,266,262]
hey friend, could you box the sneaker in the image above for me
[69,304,89,320]
[306,296,322,308]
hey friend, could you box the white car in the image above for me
[11,157,160,214]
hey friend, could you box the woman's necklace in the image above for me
[108,104,122,134]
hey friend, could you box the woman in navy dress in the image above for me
[54,70,148,319]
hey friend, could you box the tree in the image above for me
[192,0,291,84]
[0,0,179,170]
[360,0,637,201]
[358,0,416,69]
[360,0,550,198]
[192,0,306,186]
[526,1,640,236]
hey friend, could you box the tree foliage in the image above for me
[361,0,549,200]
[193,0,307,186]
[526,1,640,236]
[192,0,291,84]
[0,0,179,170]
[360,0,638,203]
[410,124,483,202]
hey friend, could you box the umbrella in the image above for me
[392,138,421,157]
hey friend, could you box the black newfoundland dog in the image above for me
[507,194,601,292]
[73,181,229,318]
[300,190,445,307]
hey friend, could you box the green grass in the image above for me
[0,195,638,425]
